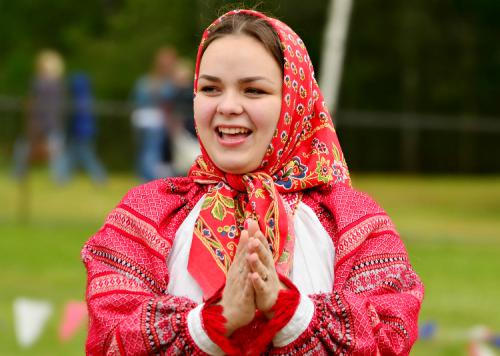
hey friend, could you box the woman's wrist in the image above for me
[221,306,237,336]
[263,282,289,319]
[216,299,239,336]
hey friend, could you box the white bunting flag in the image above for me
[13,298,53,348]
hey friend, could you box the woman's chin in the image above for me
[214,160,259,175]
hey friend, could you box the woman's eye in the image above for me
[199,86,219,94]
[245,87,266,95]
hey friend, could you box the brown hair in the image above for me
[201,13,284,70]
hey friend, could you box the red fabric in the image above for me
[188,9,350,298]
[200,274,300,355]
[201,305,239,355]
[200,285,240,355]
[83,178,423,355]
[247,274,301,355]
[82,178,209,355]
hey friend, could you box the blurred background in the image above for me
[0,0,499,355]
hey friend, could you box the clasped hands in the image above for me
[217,219,287,336]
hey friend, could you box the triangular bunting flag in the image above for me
[13,298,53,348]
[468,341,497,356]
[58,300,87,342]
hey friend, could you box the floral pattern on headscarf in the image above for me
[188,9,349,298]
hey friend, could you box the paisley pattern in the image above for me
[188,9,350,298]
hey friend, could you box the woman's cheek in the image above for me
[194,98,213,127]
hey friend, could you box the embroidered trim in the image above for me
[87,273,149,300]
[87,246,167,295]
[106,207,170,257]
[143,298,160,354]
[380,315,409,339]
[337,214,395,261]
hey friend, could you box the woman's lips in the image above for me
[216,126,252,146]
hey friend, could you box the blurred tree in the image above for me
[0,0,118,94]
[1,0,499,172]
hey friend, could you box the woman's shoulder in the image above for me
[303,182,387,230]
[116,176,206,224]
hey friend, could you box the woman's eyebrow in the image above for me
[198,74,221,82]
[238,76,274,84]
[198,74,275,84]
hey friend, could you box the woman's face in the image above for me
[194,34,282,174]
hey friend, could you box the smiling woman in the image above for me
[195,34,282,174]
[82,9,423,355]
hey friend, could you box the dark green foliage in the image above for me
[1,0,499,172]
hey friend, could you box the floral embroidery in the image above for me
[217,225,237,238]
[285,94,291,107]
[274,157,308,189]
[312,137,328,154]
[299,86,307,98]
[299,67,305,81]
[201,185,235,221]
[332,160,349,183]
[296,103,305,115]
[316,157,332,183]
[280,132,287,143]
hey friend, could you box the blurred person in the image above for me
[83,10,423,355]
[65,72,107,185]
[172,59,196,136]
[131,47,177,181]
[170,59,200,174]
[12,49,68,183]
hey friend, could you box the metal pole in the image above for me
[319,0,354,115]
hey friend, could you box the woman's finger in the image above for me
[246,249,269,282]
[235,229,249,259]
[246,219,260,238]
[251,232,275,268]
[250,271,267,293]
[243,273,255,301]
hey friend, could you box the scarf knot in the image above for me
[224,173,247,192]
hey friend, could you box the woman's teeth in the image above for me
[218,127,250,135]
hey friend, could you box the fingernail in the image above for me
[244,218,251,230]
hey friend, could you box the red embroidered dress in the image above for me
[82,10,423,355]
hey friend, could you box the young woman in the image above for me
[83,9,423,355]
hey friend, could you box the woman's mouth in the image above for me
[216,126,252,144]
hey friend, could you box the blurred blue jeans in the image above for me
[66,138,107,184]
[135,127,164,181]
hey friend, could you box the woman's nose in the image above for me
[217,91,243,116]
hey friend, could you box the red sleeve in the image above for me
[269,185,424,355]
[82,227,205,355]
[82,178,208,355]
[270,231,423,355]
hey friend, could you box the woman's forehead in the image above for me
[198,35,282,80]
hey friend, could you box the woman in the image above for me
[83,9,423,355]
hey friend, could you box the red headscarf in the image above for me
[188,9,350,298]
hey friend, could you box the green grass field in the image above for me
[1,170,499,355]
